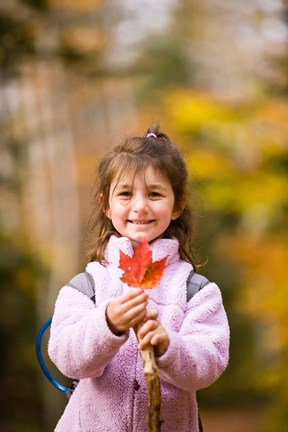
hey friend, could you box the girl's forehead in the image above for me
[112,164,166,186]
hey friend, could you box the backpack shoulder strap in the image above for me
[66,270,207,304]
[67,271,95,303]
[187,270,210,302]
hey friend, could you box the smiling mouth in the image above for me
[128,220,153,225]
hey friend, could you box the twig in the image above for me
[134,321,162,432]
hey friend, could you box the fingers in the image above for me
[144,309,158,321]
[106,289,148,334]
[138,322,163,348]
[116,290,148,324]
[137,318,169,357]
[120,289,148,312]
[118,288,145,304]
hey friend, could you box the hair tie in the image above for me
[146,132,157,139]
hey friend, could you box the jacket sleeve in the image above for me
[48,286,129,379]
[157,282,230,392]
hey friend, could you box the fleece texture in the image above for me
[48,236,230,432]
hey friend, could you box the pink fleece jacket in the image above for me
[48,236,229,432]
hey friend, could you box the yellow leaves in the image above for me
[164,90,288,166]
[186,150,235,180]
[164,90,237,134]
[174,93,288,220]
[187,147,287,215]
[203,172,287,213]
[253,97,288,128]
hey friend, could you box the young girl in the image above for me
[48,125,230,432]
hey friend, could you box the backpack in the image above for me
[36,270,209,429]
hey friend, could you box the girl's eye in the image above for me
[149,191,161,198]
[119,191,131,198]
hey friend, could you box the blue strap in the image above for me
[35,317,70,395]
[35,272,96,396]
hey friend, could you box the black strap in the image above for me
[198,414,204,432]
[186,270,209,432]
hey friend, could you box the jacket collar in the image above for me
[104,235,180,267]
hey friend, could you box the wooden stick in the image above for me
[134,321,162,432]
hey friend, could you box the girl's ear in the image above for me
[99,193,111,219]
[171,209,181,220]
[171,196,187,220]
[106,208,111,219]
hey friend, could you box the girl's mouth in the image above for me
[128,220,153,225]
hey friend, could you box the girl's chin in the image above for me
[130,236,152,248]
[130,239,146,248]
[130,234,164,248]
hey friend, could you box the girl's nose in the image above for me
[132,195,148,213]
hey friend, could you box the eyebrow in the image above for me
[114,183,132,189]
[146,184,166,190]
[114,183,167,191]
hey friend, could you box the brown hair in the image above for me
[86,124,200,267]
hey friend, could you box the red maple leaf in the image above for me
[119,239,167,289]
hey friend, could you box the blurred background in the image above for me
[0,0,288,431]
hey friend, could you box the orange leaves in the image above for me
[119,239,167,289]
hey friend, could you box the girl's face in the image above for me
[107,165,181,248]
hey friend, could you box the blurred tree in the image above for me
[0,1,137,430]
[0,11,35,77]
[21,0,49,10]
[268,0,288,94]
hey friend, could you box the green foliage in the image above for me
[135,39,193,102]
[0,233,46,431]
[0,13,35,76]
[20,0,49,11]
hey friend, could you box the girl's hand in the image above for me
[137,310,170,357]
[106,288,148,335]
